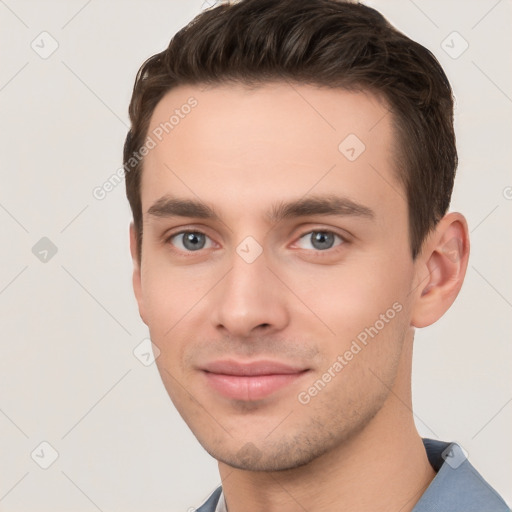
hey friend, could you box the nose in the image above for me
[210,251,290,339]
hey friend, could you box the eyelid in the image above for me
[162,225,351,253]
[162,224,214,242]
[290,225,351,247]
[164,227,218,252]
[294,230,345,250]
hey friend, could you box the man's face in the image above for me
[132,83,419,470]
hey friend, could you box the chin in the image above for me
[203,435,333,472]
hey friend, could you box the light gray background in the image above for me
[0,0,510,510]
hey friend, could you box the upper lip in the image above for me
[202,359,308,376]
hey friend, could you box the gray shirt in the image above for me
[195,439,510,511]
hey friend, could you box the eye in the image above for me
[296,231,344,251]
[169,231,214,251]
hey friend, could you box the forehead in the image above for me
[141,82,402,221]
[147,82,392,156]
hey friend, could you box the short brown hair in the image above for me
[124,0,457,260]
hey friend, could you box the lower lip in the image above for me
[203,371,307,401]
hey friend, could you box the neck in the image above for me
[217,337,436,512]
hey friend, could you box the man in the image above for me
[123,0,510,510]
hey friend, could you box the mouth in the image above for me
[201,359,310,401]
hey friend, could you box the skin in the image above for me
[129,82,470,511]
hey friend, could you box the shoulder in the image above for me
[414,439,510,512]
[195,486,222,512]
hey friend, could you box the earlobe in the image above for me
[411,213,470,328]
[129,223,147,325]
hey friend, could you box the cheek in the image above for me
[140,264,186,364]
[141,255,209,331]
[285,255,410,344]
[140,256,222,377]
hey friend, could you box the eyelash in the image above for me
[293,230,346,251]
[164,228,348,254]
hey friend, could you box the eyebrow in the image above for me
[267,195,375,222]
[147,196,220,220]
[146,194,375,223]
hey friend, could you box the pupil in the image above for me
[184,232,205,250]
[312,231,334,250]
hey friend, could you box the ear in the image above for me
[129,222,147,325]
[410,212,470,328]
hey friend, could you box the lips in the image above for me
[201,359,309,401]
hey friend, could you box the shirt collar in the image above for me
[205,438,509,512]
